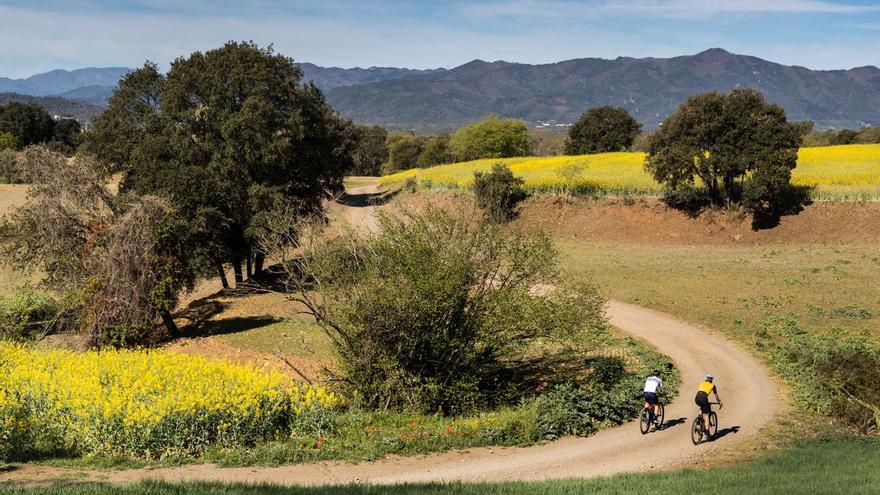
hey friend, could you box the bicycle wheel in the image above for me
[655,403,665,430]
[709,411,718,437]
[640,408,651,434]
[691,416,703,445]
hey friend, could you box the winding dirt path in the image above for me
[3,182,780,486]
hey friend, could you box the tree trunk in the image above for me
[159,309,180,339]
[246,254,253,279]
[254,252,265,275]
[215,259,229,289]
[233,257,244,286]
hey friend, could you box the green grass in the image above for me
[216,318,335,365]
[559,242,880,345]
[2,437,876,494]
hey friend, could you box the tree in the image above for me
[565,106,642,155]
[0,102,55,148]
[449,115,530,162]
[645,88,800,213]
[0,147,193,346]
[349,125,388,175]
[473,163,528,222]
[85,42,355,287]
[384,132,423,173]
[417,135,452,167]
[831,129,859,145]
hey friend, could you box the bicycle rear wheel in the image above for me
[640,408,651,434]
[691,416,703,445]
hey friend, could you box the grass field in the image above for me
[380,144,880,200]
[558,242,879,345]
[1,437,875,494]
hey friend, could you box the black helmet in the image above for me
[652,369,661,377]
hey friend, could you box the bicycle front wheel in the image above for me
[709,411,718,437]
[691,416,702,445]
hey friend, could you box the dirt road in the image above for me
[4,181,780,485]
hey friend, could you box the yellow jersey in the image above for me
[698,380,715,395]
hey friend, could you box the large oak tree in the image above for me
[645,88,801,214]
[86,42,355,286]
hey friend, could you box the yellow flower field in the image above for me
[380,144,880,200]
[0,342,337,459]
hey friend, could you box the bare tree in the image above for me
[0,146,189,346]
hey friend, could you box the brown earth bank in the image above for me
[511,196,880,245]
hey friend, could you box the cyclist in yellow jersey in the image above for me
[694,374,722,436]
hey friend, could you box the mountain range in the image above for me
[3,49,879,130]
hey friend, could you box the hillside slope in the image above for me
[327,48,880,131]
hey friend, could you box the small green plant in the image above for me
[0,287,62,341]
[472,163,528,222]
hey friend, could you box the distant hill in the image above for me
[298,63,443,91]
[325,49,880,131]
[0,67,130,96]
[6,50,880,131]
[55,85,116,106]
[0,93,104,123]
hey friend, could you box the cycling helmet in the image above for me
[705,374,715,381]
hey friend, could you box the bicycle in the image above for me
[691,402,721,445]
[639,396,665,434]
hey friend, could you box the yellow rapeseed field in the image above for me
[380,144,880,200]
[0,342,337,459]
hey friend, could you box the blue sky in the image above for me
[1,0,879,78]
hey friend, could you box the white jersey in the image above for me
[643,376,663,393]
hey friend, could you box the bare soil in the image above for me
[514,195,880,245]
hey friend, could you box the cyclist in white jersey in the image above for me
[643,369,664,424]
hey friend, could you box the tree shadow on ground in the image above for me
[335,187,399,208]
[751,185,814,230]
[486,353,627,403]
[173,292,281,339]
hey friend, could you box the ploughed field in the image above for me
[381,144,880,200]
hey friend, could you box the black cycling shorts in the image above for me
[643,391,659,405]
[695,391,711,414]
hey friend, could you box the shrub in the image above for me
[291,205,605,415]
[0,287,62,341]
[770,325,880,433]
[473,163,528,222]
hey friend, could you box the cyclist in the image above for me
[695,374,722,436]
[643,369,664,424]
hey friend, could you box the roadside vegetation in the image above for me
[0,437,875,494]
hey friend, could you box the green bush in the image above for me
[0,287,61,341]
[770,322,880,433]
[473,163,528,222]
[296,205,605,415]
